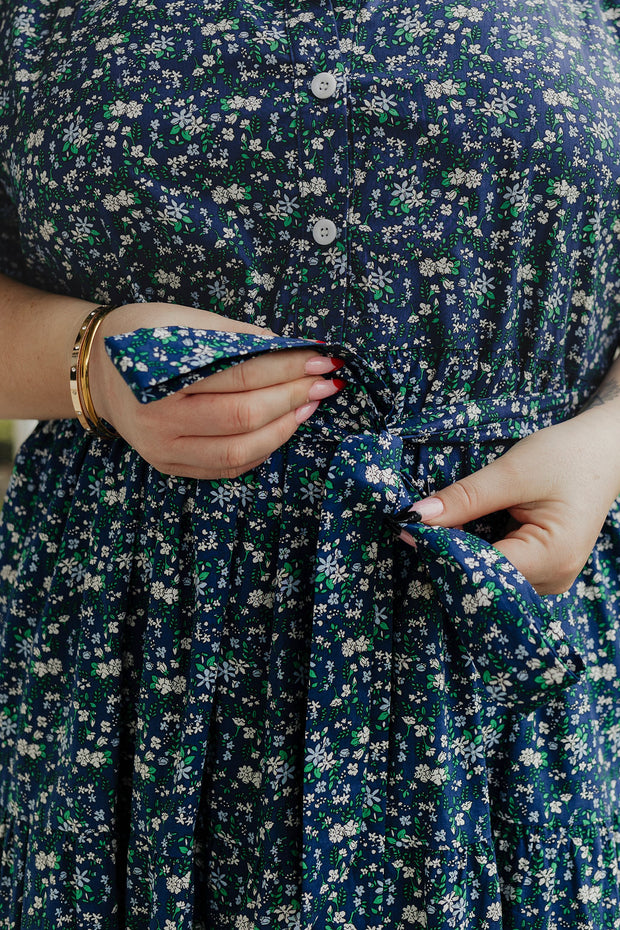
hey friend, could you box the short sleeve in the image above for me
[0,180,27,283]
[0,0,26,283]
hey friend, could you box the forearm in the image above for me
[0,273,97,419]
[0,275,273,425]
[577,352,620,424]
[569,351,620,503]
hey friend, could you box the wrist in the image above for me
[577,357,620,420]
[569,402,620,501]
[87,304,133,430]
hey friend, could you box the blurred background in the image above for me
[0,420,35,501]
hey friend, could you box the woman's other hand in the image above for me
[89,302,343,480]
[400,373,620,595]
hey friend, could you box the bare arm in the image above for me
[0,272,277,420]
[0,272,96,419]
[0,273,344,478]
[575,354,620,423]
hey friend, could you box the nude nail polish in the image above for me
[409,497,444,521]
[398,530,417,548]
[295,400,320,424]
[304,356,345,375]
[307,377,346,401]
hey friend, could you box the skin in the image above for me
[0,279,342,478]
[405,365,620,595]
[1,273,619,596]
[89,301,343,480]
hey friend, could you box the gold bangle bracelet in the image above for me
[70,304,122,439]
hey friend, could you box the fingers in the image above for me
[398,422,611,595]
[182,349,333,394]
[410,453,527,529]
[492,522,590,596]
[171,374,342,437]
[127,367,344,480]
[156,407,308,480]
[115,345,346,479]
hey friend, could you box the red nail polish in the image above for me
[333,378,346,390]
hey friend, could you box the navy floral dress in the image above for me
[1,0,620,926]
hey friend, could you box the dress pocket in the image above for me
[406,521,584,714]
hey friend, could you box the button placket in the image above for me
[284,0,351,339]
[310,71,337,99]
[312,217,338,245]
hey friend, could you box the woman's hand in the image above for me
[88,302,343,480]
[401,383,620,595]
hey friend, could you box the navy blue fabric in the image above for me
[0,0,620,926]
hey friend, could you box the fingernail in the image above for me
[409,496,444,521]
[307,377,346,401]
[398,530,417,548]
[295,400,320,424]
[304,356,345,375]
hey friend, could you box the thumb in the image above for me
[410,457,520,527]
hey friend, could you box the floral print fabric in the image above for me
[0,0,620,927]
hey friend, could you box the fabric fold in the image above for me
[105,325,585,924]
[409,523,584,713]
[106,325,584,717]
[106,327,327,403]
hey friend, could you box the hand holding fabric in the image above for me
[407,400,620,595]
[88,303,342,479]
[104,322,585,715]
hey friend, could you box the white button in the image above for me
[312,218,338,246]
[310,71,337,100]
